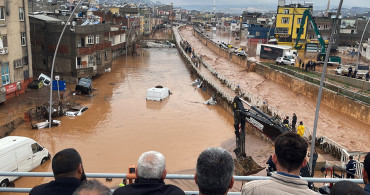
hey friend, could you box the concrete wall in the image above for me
[192,27,370,125]
[325,74,370,90]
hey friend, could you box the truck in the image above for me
[256,44,297,60]
[0,136,50,187]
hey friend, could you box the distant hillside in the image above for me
[116,0,164,6]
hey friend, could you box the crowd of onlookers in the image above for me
[28,132,370,195]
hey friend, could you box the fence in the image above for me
[0,172,364,194]
[268,64,370,105]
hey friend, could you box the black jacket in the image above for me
[29,177,82,195]
[113,178,185,195]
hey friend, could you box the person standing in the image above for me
[348,66,353,77]
[297,121,305,137]
[283,116,289,127]
[292,113,297,131]
[346,156,356,179]
[362,153,370,194]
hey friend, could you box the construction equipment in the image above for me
[294,9,341,64]
[232,96,291,175]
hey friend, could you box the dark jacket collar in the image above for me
[135,178,165,184]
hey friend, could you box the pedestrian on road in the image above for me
[366,71,369,81]
[292,113,297,131]
[297,121,305,137]
[302,62,305,71]
[348,66,353,77]
[283,116,289,127]
[346,156,356,179]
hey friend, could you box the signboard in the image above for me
[52,80,66,91]
[5,83,17,94]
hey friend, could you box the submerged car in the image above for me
[28,79,44,89]
[335,65,354,76]
[75,78,93,94]
[65,106,88,116]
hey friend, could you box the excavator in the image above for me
[293,9,341,65]
[232,96,291,175]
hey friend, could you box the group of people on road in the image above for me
[27,132,370,195]
[282,113,306,137]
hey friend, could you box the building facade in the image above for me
[275,0,313,48]
[0,0,33,100]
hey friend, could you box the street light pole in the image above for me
[356,18,370,69]
[48,0,82,128]
[308,0,344,173]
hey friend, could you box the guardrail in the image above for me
[0,172,364,194]
[268,64,370,105]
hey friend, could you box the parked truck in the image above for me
[256,44,297,60]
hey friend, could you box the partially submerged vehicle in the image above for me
[31,120,61,129]
[28,79,43,89]
[65,106,88,116]
[38,73,51,86]
[75,77,93,94]
[146,86,170,101]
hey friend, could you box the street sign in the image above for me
[55,75,60,81]
[52,80,66,91]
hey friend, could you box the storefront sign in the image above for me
[5,83,17,94]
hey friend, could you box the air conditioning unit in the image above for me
[0,48,8,54]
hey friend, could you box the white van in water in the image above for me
[0,136,50,187]
[146,86,170,101]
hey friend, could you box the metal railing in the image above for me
[0,172,364,194]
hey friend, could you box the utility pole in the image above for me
[308,0,344,173]
[356,18,370,69]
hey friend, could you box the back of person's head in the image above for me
[137,151,166,179]
[274,132,308,172]
[73,179,112,195]
[52,148,82,177]
[329,181,366,195]
[349,156,354,160]
[364,153,370,181]
[196,147,234,195]
[299,121,303,125]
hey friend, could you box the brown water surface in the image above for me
[7,48,243,191]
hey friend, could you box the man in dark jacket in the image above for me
[113,151,185,195]
[30,148,86,195]
[292,113,297,131]
[346,156,356,178]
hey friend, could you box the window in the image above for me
[317,25,321,30]
[332,39,336,43]
[284,9,289,14]
[21,32,26,46]
[14,59,23,68]
[96,35,99,44]
[31,143,42,154]
[76,57,82,68]
[275,27,289,34]
[297,18,302,24]
[96,53,102,65]
[255,31,260,36]
[19,8,24,21]
[324,24,328,29]
[0,7,5,20]
[88,55,94,66]
[282,17,289,24]
[1,63,10,85]
[87,35,94,44]
[105,51,108,62]
[334,30,338,34]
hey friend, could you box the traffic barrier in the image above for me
[0,172,364,193]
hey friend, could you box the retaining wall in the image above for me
[0,118,24,138]
[192,28,370,126]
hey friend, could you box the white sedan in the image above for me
[65,106,88,116]
[276,57,295,65]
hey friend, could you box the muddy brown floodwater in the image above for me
[5,48,272,194]
[180,26,370,152]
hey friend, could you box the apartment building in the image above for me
[0,0,33,100]
[275,0,313,48]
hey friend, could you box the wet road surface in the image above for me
[180,26,370,152]
[5,48,273,193]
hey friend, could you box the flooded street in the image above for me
[180,26,370,152]
[6,48,247,191]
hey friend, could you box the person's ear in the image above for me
[228,177,234,189]
[272,154,278,164]
[363,168,368,182]
[301,158,307,168]
[77,164,83,174]
[194,173,198,184]
[161,169,167,180]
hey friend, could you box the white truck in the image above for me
[0,136,50,187]
[256,44,297,60]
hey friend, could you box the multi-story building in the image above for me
[0,0,33,100]
[274,0,313,48]
[30,15,112,83]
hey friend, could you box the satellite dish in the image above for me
[72,21,76,26]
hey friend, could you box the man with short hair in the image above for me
[195,147,234,195]
[329,181,366,195]
[363,153,370,194]
[30,148,86,195]
[242,132,319,195]
[113,151,185,195]
[73,180,112,195]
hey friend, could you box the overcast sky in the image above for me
[158,0,369,8]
